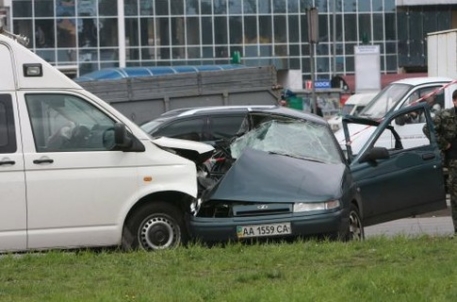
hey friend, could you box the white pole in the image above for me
[332,0,336,76]
[117,0,126,68]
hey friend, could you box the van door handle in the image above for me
[0,160,15,165]
[422,153,435,160]
[33,159,54,164]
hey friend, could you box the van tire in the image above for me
[122,202,187,251]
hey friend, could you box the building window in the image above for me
[35,0,54,17]
[12,0,33,18]
[8,0,424,82]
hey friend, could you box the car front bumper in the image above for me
[187,209,349,243]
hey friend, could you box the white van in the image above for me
[328,92,377,132]
[0,22,213,252]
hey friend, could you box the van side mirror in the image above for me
[114,123,133,148]
[103,123,145,152]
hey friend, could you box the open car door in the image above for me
[344,103,447,226]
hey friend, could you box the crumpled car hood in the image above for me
[152,136,214,164]
[202,147,346,203]
[153,136,214,154]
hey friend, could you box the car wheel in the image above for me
[122,202,187,251]
[347,204,364,241]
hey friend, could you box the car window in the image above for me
[209,115,246,140]
[400,86,443,125]
[140,119,164,134]
[0,103,7,148]
[403,91,420,108]
[374,106,431,151]
[359,83,411,119]
[354,106,365,115]
[25,94,116,152]
[153,118,205,141]
[0,94,16,154]
[342,104,355,115]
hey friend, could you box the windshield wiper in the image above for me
[267,151,325,163]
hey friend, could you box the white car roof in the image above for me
[391,76,454,86]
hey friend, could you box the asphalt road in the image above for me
[365,206,454,238]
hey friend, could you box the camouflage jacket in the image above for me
[424,107,457,151]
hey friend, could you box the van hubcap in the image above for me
[139,216,178,250]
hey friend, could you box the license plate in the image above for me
[237,223,291,238]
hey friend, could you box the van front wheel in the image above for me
[122,202,187,251]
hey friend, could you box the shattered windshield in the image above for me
[358,83,411,119]
[230,120,342,164]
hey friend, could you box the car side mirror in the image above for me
[395,115,406,126]
[359,147,390,164]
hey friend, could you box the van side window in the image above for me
[0,94,17,154]
[25,94,116,152]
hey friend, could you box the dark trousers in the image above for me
[447,159,457,233]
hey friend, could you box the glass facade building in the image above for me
[5,0,456,79]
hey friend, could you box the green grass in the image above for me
[1,236,457,302]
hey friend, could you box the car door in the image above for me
[348,103,446,226]
[0,94,27,251]
[17,92,140,250]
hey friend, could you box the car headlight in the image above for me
[293,200,340,212]
[190,198,202,216]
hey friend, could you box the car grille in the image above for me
[197,202,293,218]
[233,203,292,217]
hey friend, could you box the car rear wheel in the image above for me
[122,202,187,251]
[347,204,364,240]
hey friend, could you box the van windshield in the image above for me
[358,83,412,120]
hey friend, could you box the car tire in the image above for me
[346,203,364,241]
[122,202,188,251]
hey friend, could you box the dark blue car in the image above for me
[186,103,446,243]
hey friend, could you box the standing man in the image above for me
[425,89,457,234]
